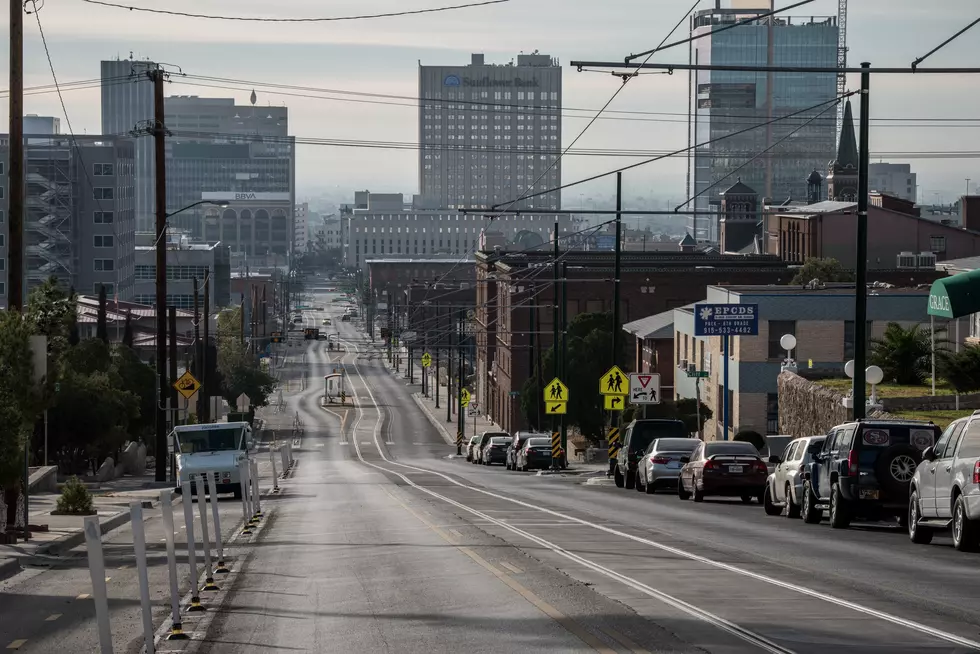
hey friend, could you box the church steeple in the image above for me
[827,100,859,202]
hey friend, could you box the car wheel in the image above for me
[635,470,646,493]
[693,483,704,503]
[625,470,636,490]
[785,483,801,519]
[233,488,242,500]
[677,478,691,500]
[829,482,851,529]
[952,496,980,552]
[522,464,528,472]
[764,484,781,516]
[801,480,822,524]
[908,491,933,545]
[614,468,625,488]
[645,477,656,495]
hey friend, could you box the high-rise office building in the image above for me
[101,57,157,233]
[419,52,562,211]
[869,163,918,203]
[688,3,839,240]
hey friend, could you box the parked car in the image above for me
[909,414,980,550]
[762,435,826,517]
[678,441,768,503]
[614,419,688,489]
[474,430,509,464]
[635,438,700,494]
[517,436,556,471]
[465,434,482,462]
[800,419,939,529]
[506,431,545,470]
[760,435,795,474]
[481,436,513,466]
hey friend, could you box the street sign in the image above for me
[508,391,520,398]
[466,309,476,320]
[271,331,283,344]
[628,373,661,405]
[236,393,251,412]
[687,370,710,378]
[545,402,567,415]
[421,352,432,368]
[694,303,759,337]
[604,394,626,411]
[599,365,628,395]
[543,377,568,403]
[174,371,201,400]
[460,388,471,408]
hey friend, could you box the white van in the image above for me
[173,422,253,498]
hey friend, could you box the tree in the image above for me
[216,306,276,408]
[122,311,134,349]
[111,345,156,439]
[869,322,939,385]
[938,345,980,393]
[26,277,75,359]
[96,285,109,344]
[790,257,854,285]
[734,429,766,451]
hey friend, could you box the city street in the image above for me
[194,293,980,653]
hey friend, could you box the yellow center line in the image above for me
[104,577,111,583]
[379,487,615,654]
[500,561,523,574]
[5,640,27,650]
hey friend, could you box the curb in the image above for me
[0,557,21,583]
[411,393,456,446]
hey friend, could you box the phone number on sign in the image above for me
[699,325,757,336]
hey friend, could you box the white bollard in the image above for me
[195,474,219,591]
[83,517,114,654]
[180,478,204,611]
[250,459,263,516]
[287,442,294,467]
[280,445,289,476]
[270,446,280,492]
[238,459,253,534]
[129,502,155,654]
[159,491,187,639]
[203,471,228,573]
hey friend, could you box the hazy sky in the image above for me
[1,0,978,204]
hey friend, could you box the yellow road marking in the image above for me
[380,487,614,654]
[6,640,27,649]
[76,593,89,600]
[500,561,523,574]
[44,614,61,622]
[599,628,651,654]
[104,577,111,583]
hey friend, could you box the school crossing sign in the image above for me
[543,378,568,415]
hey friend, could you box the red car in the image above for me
[678,441,768,504]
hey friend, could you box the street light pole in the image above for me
[853,63,871,420]
[151,68,168,482]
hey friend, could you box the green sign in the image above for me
[928,269,980,319]
[687,370,709,378]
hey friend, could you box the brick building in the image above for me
[475,251,793,433]
[366,257,475,302]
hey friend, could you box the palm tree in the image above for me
[869,323,941,385]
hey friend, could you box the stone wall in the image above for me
[777,371,894,438]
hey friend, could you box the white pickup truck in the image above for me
[173,422,254,498]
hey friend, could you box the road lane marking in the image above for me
[5,640,27,650]
[447,528,463,541]
[379,486,614,654]
[76,593,89,600]
[104,577,111,583]
[44,614,61,622]
[345,338,980,653]
[500,562,523,574]
[599,628,651,654]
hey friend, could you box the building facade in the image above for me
[134,231,231,310]
[101,58,157,233]
[419,53,562,211]
[0,134,137,305]
[870,163,918,203]
[201,192,292,260]
[688,6,839,240]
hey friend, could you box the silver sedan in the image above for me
[636,438,701,494]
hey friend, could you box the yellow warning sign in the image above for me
[460,388,471,408]
[604,394,627,411]
[543,377,568,403]
[599,366,627,396]
[174,370,201,400]
[545,402,567,415]
[421,353,432,368]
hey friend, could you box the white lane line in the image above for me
[342,338,980,654]
[340,340,793,654]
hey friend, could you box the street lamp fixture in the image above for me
[779,333,798,374]
[842,360,884,411]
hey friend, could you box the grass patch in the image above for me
[816,378,956,398]
[892,409,973,429]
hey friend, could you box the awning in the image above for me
[927,269,980,318]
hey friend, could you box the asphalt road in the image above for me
[196,292,980,653]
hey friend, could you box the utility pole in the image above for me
[529,298,538,428]
[151,67,168,482]
[422,302,429,397]
[8,0,24,310]
[613,172,622,366]
[853,62,871,419]
[194,278,203,420]
[447,304,454,424]
[203,274,211,423]
[552,222,560,469]
[434,301,441,410]
[560,261,568,467]
[168,307,178,436]
[457,309,465,456]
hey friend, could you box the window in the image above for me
[94,259,114,272]
[0,234,4,248]
[930,235,947,252]
[0,282,4,295]
[94,163,114,176]
[958,420,980,458]
[766,393,779,435]
[768,320,796,359]
[0,162,4,174]
[93,235,114,248]
[94,187,114,200]
[0,210,4,223]
[934,421,965,458]
[0,259,5,271]
[0,186,4,199]
[95,283,115,295]
[843,320,873,360]
[94,211,114,224]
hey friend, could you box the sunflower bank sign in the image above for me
[694,304,760,337]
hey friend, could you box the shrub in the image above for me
[734,429,766,451]
[56,476,94,515]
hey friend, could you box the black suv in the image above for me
[614,419,688,489]
[800,419,940,528]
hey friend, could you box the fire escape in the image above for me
[25,146,73,289]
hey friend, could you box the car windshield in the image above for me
[651,438,698,453]
[705,442,759,456]
[528,437,551,446]
[490,437,511,445]
[629,421,688,453]
[175,426,245,454]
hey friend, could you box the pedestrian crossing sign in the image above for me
[599,366,627,395]
[421,352,432,368]
[460,388,471,408]
[543,377,568,402]
[545,402,567,415]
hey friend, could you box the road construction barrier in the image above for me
[130,502,155,654]
[83,516,113,654]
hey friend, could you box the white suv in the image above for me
[763,435,825,518]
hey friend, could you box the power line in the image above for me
[78,0,511,22]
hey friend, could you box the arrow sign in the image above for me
[628,373,661,405]
[545,401,567,415]
[604,394,626,411]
